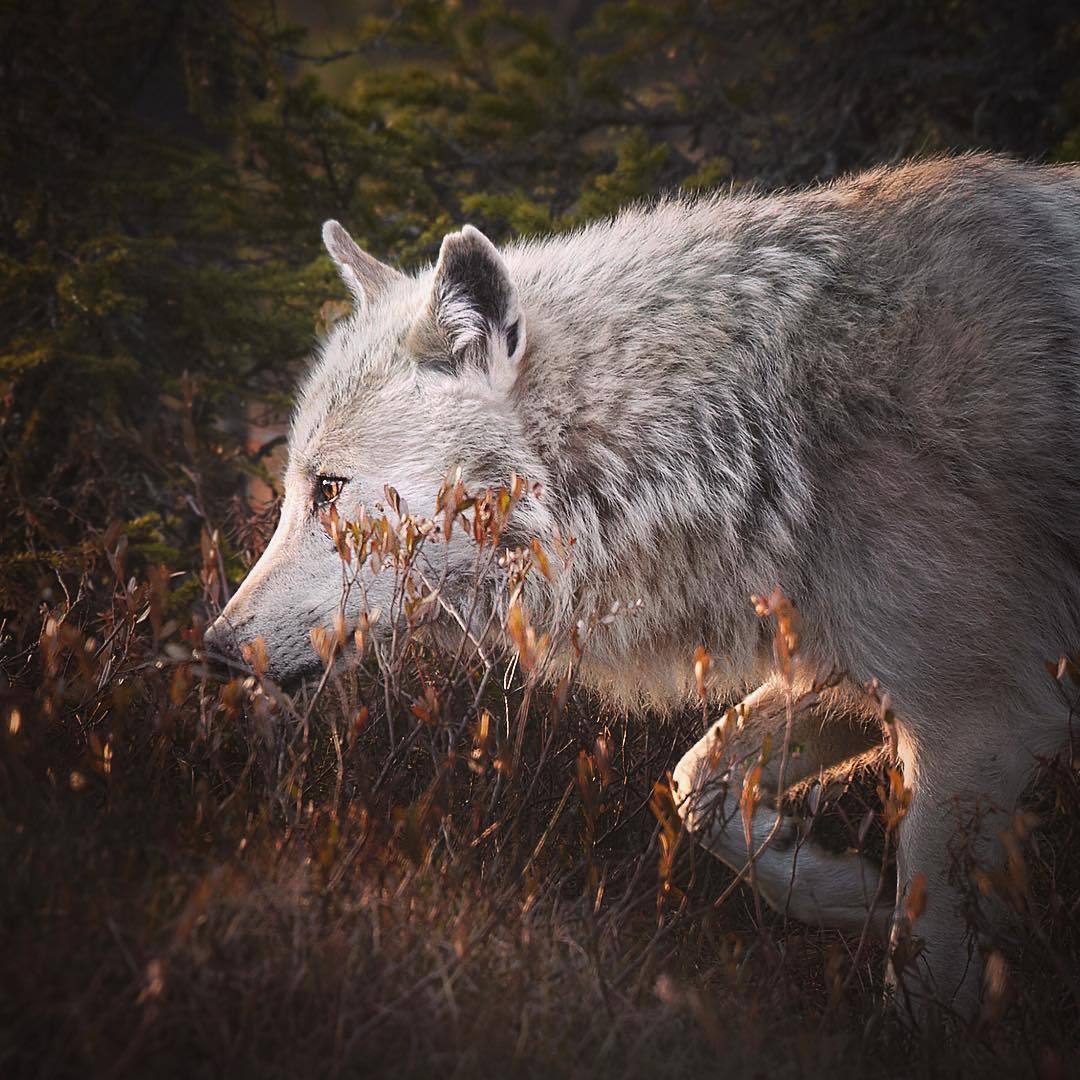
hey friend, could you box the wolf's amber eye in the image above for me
[315,476,345,507]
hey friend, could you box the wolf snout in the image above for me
[199,618,249,676]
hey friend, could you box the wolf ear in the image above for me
[322,220,402,310]
[429,225,526,372]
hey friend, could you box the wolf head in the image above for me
[203,221,549,683]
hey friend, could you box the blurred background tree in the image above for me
[3,0,1080,626]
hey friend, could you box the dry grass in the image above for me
[2,480,1078,1079]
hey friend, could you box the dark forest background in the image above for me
[4,3,1080,1078]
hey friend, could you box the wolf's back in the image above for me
[502,155,1080,706]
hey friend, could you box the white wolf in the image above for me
[205,155,1080,1022]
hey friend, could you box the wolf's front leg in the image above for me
[672,675,893,935]
[886,714,1043,1027]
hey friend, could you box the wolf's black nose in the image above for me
[199,619,247,678]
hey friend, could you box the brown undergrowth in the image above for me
[1,479,1078,1079]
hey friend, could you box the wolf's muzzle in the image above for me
[198,619,248,678]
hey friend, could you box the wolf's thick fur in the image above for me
[208,156,1080,1021]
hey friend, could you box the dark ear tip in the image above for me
[441,224,497,258]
